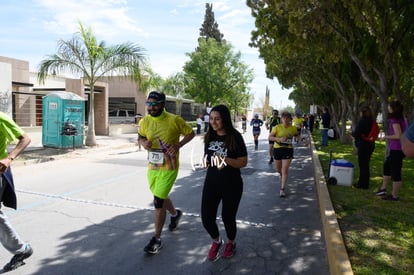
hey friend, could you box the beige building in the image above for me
[0,56,148,135]
[1,56,201,138]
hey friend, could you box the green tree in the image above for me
[184,38,253,109]
[247,0,414,132]
[162,72,186,97]
[199,3,224,43]
[37,22,147,146]
[183,3,252,117]
[140,66,164,94]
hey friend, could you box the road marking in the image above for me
[16,189,277,228]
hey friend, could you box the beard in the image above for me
[148,108,163,117]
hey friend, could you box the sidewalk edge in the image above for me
[310,138,354,275]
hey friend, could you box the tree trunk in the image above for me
[85,85,97,146]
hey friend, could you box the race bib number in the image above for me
[148,150,165,164]
[253,123,259,127]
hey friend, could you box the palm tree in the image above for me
[38,22,147,146]
[139,66,164,94]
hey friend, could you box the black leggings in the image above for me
[383,150,405,181]
[201,180,243,241]
[357,142,375,188]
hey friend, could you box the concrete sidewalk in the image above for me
[14,128,139,165]
[9,126,352,274]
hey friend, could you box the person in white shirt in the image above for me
[196,114,203,134]
[204,113,210,133]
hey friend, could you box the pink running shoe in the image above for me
[208,240,223,261]
[222,242,236,258]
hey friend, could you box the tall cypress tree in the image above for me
[199,3,224,43]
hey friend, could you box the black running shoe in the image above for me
[168,209,182,231]
[382,195,399,201]
[3,244,33,271]
[144,237,162,254]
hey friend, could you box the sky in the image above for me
[0,0,294,109]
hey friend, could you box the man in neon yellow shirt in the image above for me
[0,112,33,271]
[138,91,195,254]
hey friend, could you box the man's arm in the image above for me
[265,118,270,129]
[179,131,195,148]
[168,131,195,156]
[0,133,31,173]
[7,133,31,160]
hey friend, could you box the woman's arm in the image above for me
[224,155,247,169]
[386,122,402,140]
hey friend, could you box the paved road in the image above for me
[1,128,329,274]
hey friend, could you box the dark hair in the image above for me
[204,104,239,151]
[281,111,292,119]
[387,100,404,119]
[360,106,373,119]
[147,91,166,102]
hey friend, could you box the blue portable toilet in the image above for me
[42,91,86,149]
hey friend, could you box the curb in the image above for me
[14,142,137,167]
[310,138,354,275]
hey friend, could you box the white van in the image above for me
[109,109,135,124]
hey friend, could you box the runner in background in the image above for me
[250,113,263,150]
[265,110,280,164]
[269,111,299,198]
[241,114,247,134]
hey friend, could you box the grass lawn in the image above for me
[312,129,414,275]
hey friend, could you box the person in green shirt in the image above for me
[138,92,195,255]
[265,110,280,164]
[0,112,33,271]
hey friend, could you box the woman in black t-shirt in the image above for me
[201,104,248,261]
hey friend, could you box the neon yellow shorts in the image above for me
[147,169,179,199]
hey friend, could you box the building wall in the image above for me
[101,76,147,116]
[65,78,84,97]
[0,57,32,125]
[31,73,67,89]
[93,81,109,135]
[0,56,30,83]
[0,62,12,116]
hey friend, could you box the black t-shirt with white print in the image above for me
[204,131,247,185]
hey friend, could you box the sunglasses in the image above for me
[145,101,164,107]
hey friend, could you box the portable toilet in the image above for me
[42,91,86,149]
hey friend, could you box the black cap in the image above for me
[147,91,166,102]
